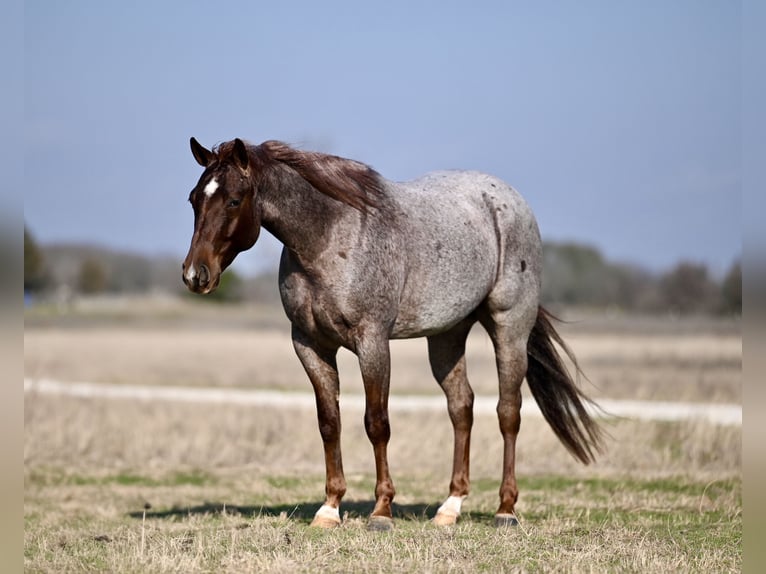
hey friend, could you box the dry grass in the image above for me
[24,393,741,572]
[24,394,740,481]
[24,300,741,404]
[24,493,741,573]
[24,299,742,572]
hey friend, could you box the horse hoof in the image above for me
[494,513,519,528]
[432,511,459,526]
[310,516,341,529]
[367,515,394,532]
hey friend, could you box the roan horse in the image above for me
[182,137,603,530]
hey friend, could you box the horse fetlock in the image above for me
[326,478,346,501]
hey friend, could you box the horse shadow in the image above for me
[128,499,496,525]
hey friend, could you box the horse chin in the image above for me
[199,274,221,295]
[185,280,218,296]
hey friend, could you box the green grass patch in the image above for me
[25,469,742,572]
[265,476,308,490]
[26,468,217,488]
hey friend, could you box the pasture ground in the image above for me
[24,298,741,572]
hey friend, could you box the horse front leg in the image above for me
[291,327,346,528]
[356,331,396,531]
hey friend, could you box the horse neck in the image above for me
[258,165,353,263]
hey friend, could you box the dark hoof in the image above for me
[367,515,394,532]
[494,514,519,527]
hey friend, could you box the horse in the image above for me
[182,137,603,530]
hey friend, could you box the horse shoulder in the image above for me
[278,243,400,348]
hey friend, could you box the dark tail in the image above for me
[526,306,604,464]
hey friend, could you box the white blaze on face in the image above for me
[203,177,219,197]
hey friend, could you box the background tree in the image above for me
[658,261,716,315]
[720,260,741,315]
[24,226,50,293]
[611,263,660,312]
[542,242,620,307]
[203,269,244,303]
[77,258,108,294]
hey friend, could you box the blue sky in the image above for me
[24,1,742,276]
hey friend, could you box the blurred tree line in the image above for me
[541,241,740,315]
[24,226,741,315]
[24,225,248,304]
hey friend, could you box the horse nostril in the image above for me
[198,264,210,286]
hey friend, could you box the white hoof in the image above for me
[433,511,459,526]
[433,495,466,526]
[310,504,341,528]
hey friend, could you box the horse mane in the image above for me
[214,140,384,212]
[261,141,385,211]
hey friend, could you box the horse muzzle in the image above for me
[182,261,219,294]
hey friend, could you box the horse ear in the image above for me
[233,138,250,172]
[190,137,214,167]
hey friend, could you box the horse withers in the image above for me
[182,137,603,530]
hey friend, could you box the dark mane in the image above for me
[261,141,385,211]
[215,140,384,212]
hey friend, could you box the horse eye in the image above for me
[227,199,241,208]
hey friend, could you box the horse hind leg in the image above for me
[480,305,537,527]
[492,337,526,527]
[427,318,475,526]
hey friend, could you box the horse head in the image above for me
[182,137,261,294]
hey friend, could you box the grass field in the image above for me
[24,298,742,572]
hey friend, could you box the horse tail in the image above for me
[526,306,604,464]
